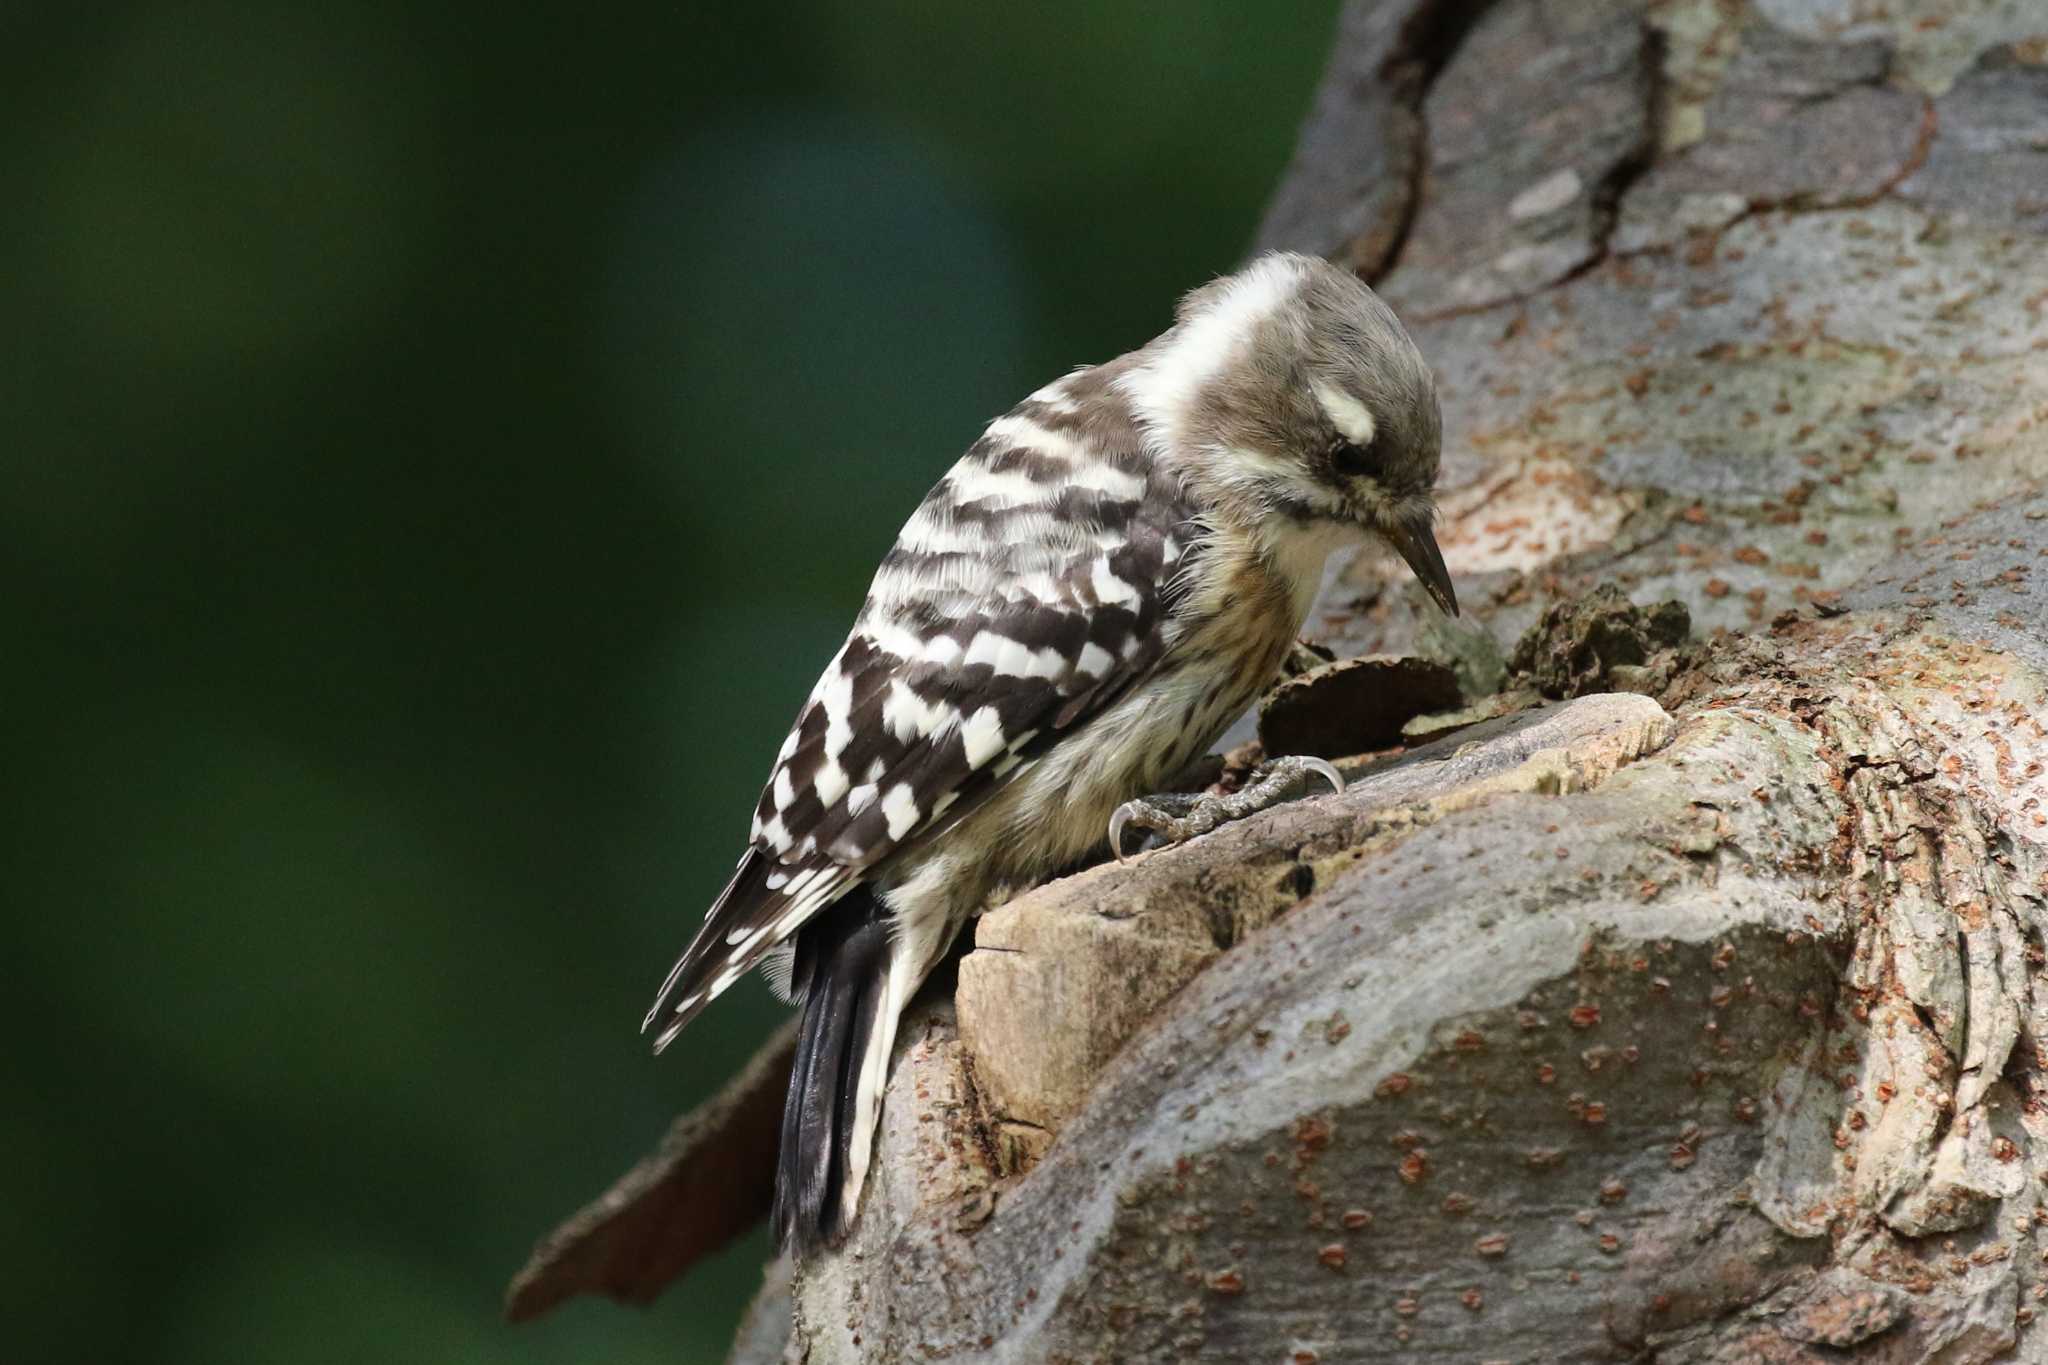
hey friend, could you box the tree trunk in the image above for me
[513,1,2048,1359]
[777,0,2048,1356]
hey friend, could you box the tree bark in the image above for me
[777,0,2048,1357]
[513,1,2048,1359]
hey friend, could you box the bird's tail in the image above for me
[771,888,907,1253]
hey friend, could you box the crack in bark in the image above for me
[1399,25,1950,324]
[1617,94,1940,268]
[1566,23,1666,274]
[955,1041,1012,1182]
[1368,0,1501,283]
[1257,0,1504,280]
[1401,15,1666,323]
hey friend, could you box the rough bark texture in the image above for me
[511,1,2048,1358]
[774,1,2048,1358]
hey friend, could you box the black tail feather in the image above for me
[772,889,890,1254]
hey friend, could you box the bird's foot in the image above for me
[1108,755,1344,862]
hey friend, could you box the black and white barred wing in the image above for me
[645,378,1193,1049]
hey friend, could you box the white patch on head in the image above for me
[1115,253,1308,452]
[1312,381,1376,447]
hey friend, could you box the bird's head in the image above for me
[1123,252,1457,616]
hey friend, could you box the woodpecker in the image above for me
[645,252,1457,1254]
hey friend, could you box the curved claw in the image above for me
[1107,803,1136,864]
[1301,756,1345,796]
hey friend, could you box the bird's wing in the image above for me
[645,379,1197,1048]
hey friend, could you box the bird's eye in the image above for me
[1332,436,1384,481]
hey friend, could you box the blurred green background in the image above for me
[6,1,1341,1359]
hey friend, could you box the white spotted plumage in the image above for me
[645,252,1452,1251]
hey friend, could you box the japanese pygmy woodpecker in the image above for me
[645,251,1457,1253]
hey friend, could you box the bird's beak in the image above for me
[1381,513,1459,617]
